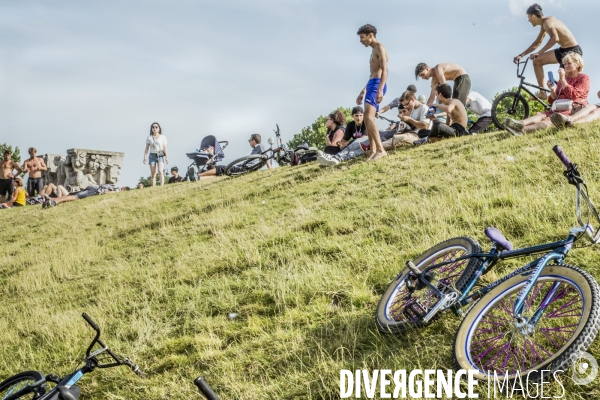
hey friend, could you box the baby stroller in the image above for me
[185,135,229,181]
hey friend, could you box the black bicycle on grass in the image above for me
[491,58,552,130]
[0,313,220,400]
[225,124,292,177]
[376,145,600,382]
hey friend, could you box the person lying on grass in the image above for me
[504,52,589,135]
[43,184,130,208]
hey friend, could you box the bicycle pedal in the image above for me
[423,292,460,323]
[402,299,429,322]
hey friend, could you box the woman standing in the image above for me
[143,122,169,186]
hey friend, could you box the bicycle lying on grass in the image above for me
[491,58,551,130]
[376,145,600,382]
[0,313,220,400]
[225,124,292,177]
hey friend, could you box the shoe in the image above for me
[46,199,57,208]
[413,137,429,146]
[503,117,524,136]
[550,113,567,129]
[317,153,340,166]
[315,150,324,157]
[359,142,371,152]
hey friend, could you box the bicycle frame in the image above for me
[513,59,551,111]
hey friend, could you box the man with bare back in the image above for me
[513,3,581,99]
[415,62,471,106]
[0,150,22,203]
[22,147,47,197]
[425,84,469,142]
[355,24,389,161]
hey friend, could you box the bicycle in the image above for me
[375,145,600,382]
[491,58,551,130]
[225,124,292,177]
[0,313,221,400]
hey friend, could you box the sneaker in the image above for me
[413,137,429,146]
[359,142,371,152]
[503,117,524,136]
[46,198,57,208]
[317,153,340,166]
[550,113,567,129]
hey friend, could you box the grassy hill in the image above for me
[2,123,600,399]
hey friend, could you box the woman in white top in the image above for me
[143,122,169,186]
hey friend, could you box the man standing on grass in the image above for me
[0,150,22,203]
[355,24,389,162]
[513,4,581,100]
[21,147,47,197]
[415,62,471,106]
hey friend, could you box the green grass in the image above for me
[2,123,600,399]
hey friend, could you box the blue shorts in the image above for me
[149,152,165,165]
[364,78,387,111]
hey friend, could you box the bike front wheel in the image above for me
[224,155,266,177]
[491,92,530,130]
[0,371,46,399]
[375,237,482,333]
[454,264,600,382]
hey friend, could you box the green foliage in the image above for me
[287,107,353,149]
[494,86,548,115]
[0,143,21,163]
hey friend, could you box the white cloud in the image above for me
[508,0,563,16]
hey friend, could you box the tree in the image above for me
[0,143,21,164]
[287,107,354,149]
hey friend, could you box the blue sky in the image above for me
[1,0,598,186]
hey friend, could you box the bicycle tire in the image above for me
[491,92,530,130]
[0,371,46,399]
[375,237,482,334]
[224,155,266,177]
[453,263,600,382]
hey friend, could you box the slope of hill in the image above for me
[2,124,600,399]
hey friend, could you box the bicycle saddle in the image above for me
[58,386,81,400]
[484,227,513,252]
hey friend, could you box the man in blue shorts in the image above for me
[355,24,389,161]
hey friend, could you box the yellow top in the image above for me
[14,187,26,206]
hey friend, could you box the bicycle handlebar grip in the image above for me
[82,313,100,331]
[552,145,572,169]
[194,376,220,400]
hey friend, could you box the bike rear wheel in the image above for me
[454,264,600,382]
[224,155,266,177]
[375,237,482,333]
[491,92,530,130]
[0,371,46,399]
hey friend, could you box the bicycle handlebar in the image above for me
[378,115,399,125]
[194,376,220,400]
[553,145,572,169]
[82,312,100,332]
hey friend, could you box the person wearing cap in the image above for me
[168,166,185,183]
[466,91,493,134]
[0,150,22,203]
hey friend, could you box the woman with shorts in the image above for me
[0,178,26,209]
[143,122,169,186]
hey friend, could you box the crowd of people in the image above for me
[3,4,600,211]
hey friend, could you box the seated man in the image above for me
[415,84,469,144]
[168,166,185,183]
[466,91,493,134]
[199,133,271,179]
[44,184,130,208]
[381,89,429,148]
[376,85,418,116]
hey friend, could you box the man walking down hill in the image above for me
[0,150,22,203]
[22,147,47,197]
[415,62,471,106]
[355,24,389,161]
[513,4,581,100]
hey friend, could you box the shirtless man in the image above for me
[21,147,47,197]
[428,84,469,141]
[0,150,22,203]
[355,24,389,161]
[415,62,471,106]
[513,3,581,99]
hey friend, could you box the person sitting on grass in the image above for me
[323,109,347,155]
[0,149,22,204]
[199,134,271,179]
[504,52,589,135]
[44,184,130,208]
[376,84,418,116]
[0,178,26,209]
[336,106,367,151]
[414,84,469,145]
[381,89,430,148]
[466,91,493,134]
[168,166,185,183]
[552,90,600,129]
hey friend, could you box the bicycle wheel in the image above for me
[491,92,530,130]
[224,155,266,177]
[375,237,482,333]
[454,264,600,382]
[0,371,46,399]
